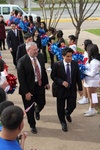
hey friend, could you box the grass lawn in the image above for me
[23,6,64,11]
[85,29,100,36]
[0,0,7,4]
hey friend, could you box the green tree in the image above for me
[64,0,100,44]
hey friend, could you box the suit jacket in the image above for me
[17,53,49,95]
[51,60,82,99]
[6,29,24,51]
[16,43,27,63]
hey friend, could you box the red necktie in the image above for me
[33,58,42,86]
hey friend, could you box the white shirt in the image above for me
[69,44,77,52]
[84,59,100,87]
[13,29,17,36]
[0,71,10,92]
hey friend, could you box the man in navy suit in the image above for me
[17,42,50,134]
[51,47,83,132]
[6,22,23,67]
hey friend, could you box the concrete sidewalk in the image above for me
[1,28,100,150]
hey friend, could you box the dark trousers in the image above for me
[22,83,46,128]
[57,96,76,124]
[48,51,54,69]
[0,39,5,49]
[41,46,47,63]
[11,51,17,66]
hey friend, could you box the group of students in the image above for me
[0,9,78,68]
[4,10,78,71]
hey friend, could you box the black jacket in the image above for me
[51,60,82,99]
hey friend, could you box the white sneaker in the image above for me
[84,110,90,114]
[84,111,95,117]
[78,98,89,104]
[47,67,52,71]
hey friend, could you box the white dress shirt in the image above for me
[13,29,17,36]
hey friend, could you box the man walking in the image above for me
[6,22,23,67]
[17,42,50,134]
[16,32,33,63]
[51,47,83,132]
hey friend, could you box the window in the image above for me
[2,7,10,15]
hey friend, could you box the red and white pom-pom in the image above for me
[6,74,17,94]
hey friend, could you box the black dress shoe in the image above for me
[31,127,37,134]
[0,47,2,51]
[35,112,40,120]
[61,123,68,132]
[3,48,6,50]
[66,115,72,123]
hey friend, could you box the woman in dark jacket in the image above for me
[0,15,6,50]
[32,29,41,52]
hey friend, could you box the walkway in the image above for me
[1,29,100,150]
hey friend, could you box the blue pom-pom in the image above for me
[13,17,21,25]
[41,36,49,46]
[72,52,84,63]
[39,28,46,36]
[72,52,86,79]
[78,63,86,80]
[18,20,29,32]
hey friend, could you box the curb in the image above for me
[57,17,100,22]
[42,17,100,22]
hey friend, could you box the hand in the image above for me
[44,84,50,90]
[9,48,12,52]
[78,91,83,96]
[62,81,69,88]
[19,132,28,141]
[25,92,33,101]
[1,81,8,90]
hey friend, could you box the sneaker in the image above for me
[78,98,89,104]
[47,67,52,71]
[84,111,95,117]
[84,110,90,114]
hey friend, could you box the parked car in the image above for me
[0,4,37,22]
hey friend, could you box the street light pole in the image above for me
[28,0,31,15]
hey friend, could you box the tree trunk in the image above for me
[23,0,28,8]
[9,0,14,4]
[75,23,81,45]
